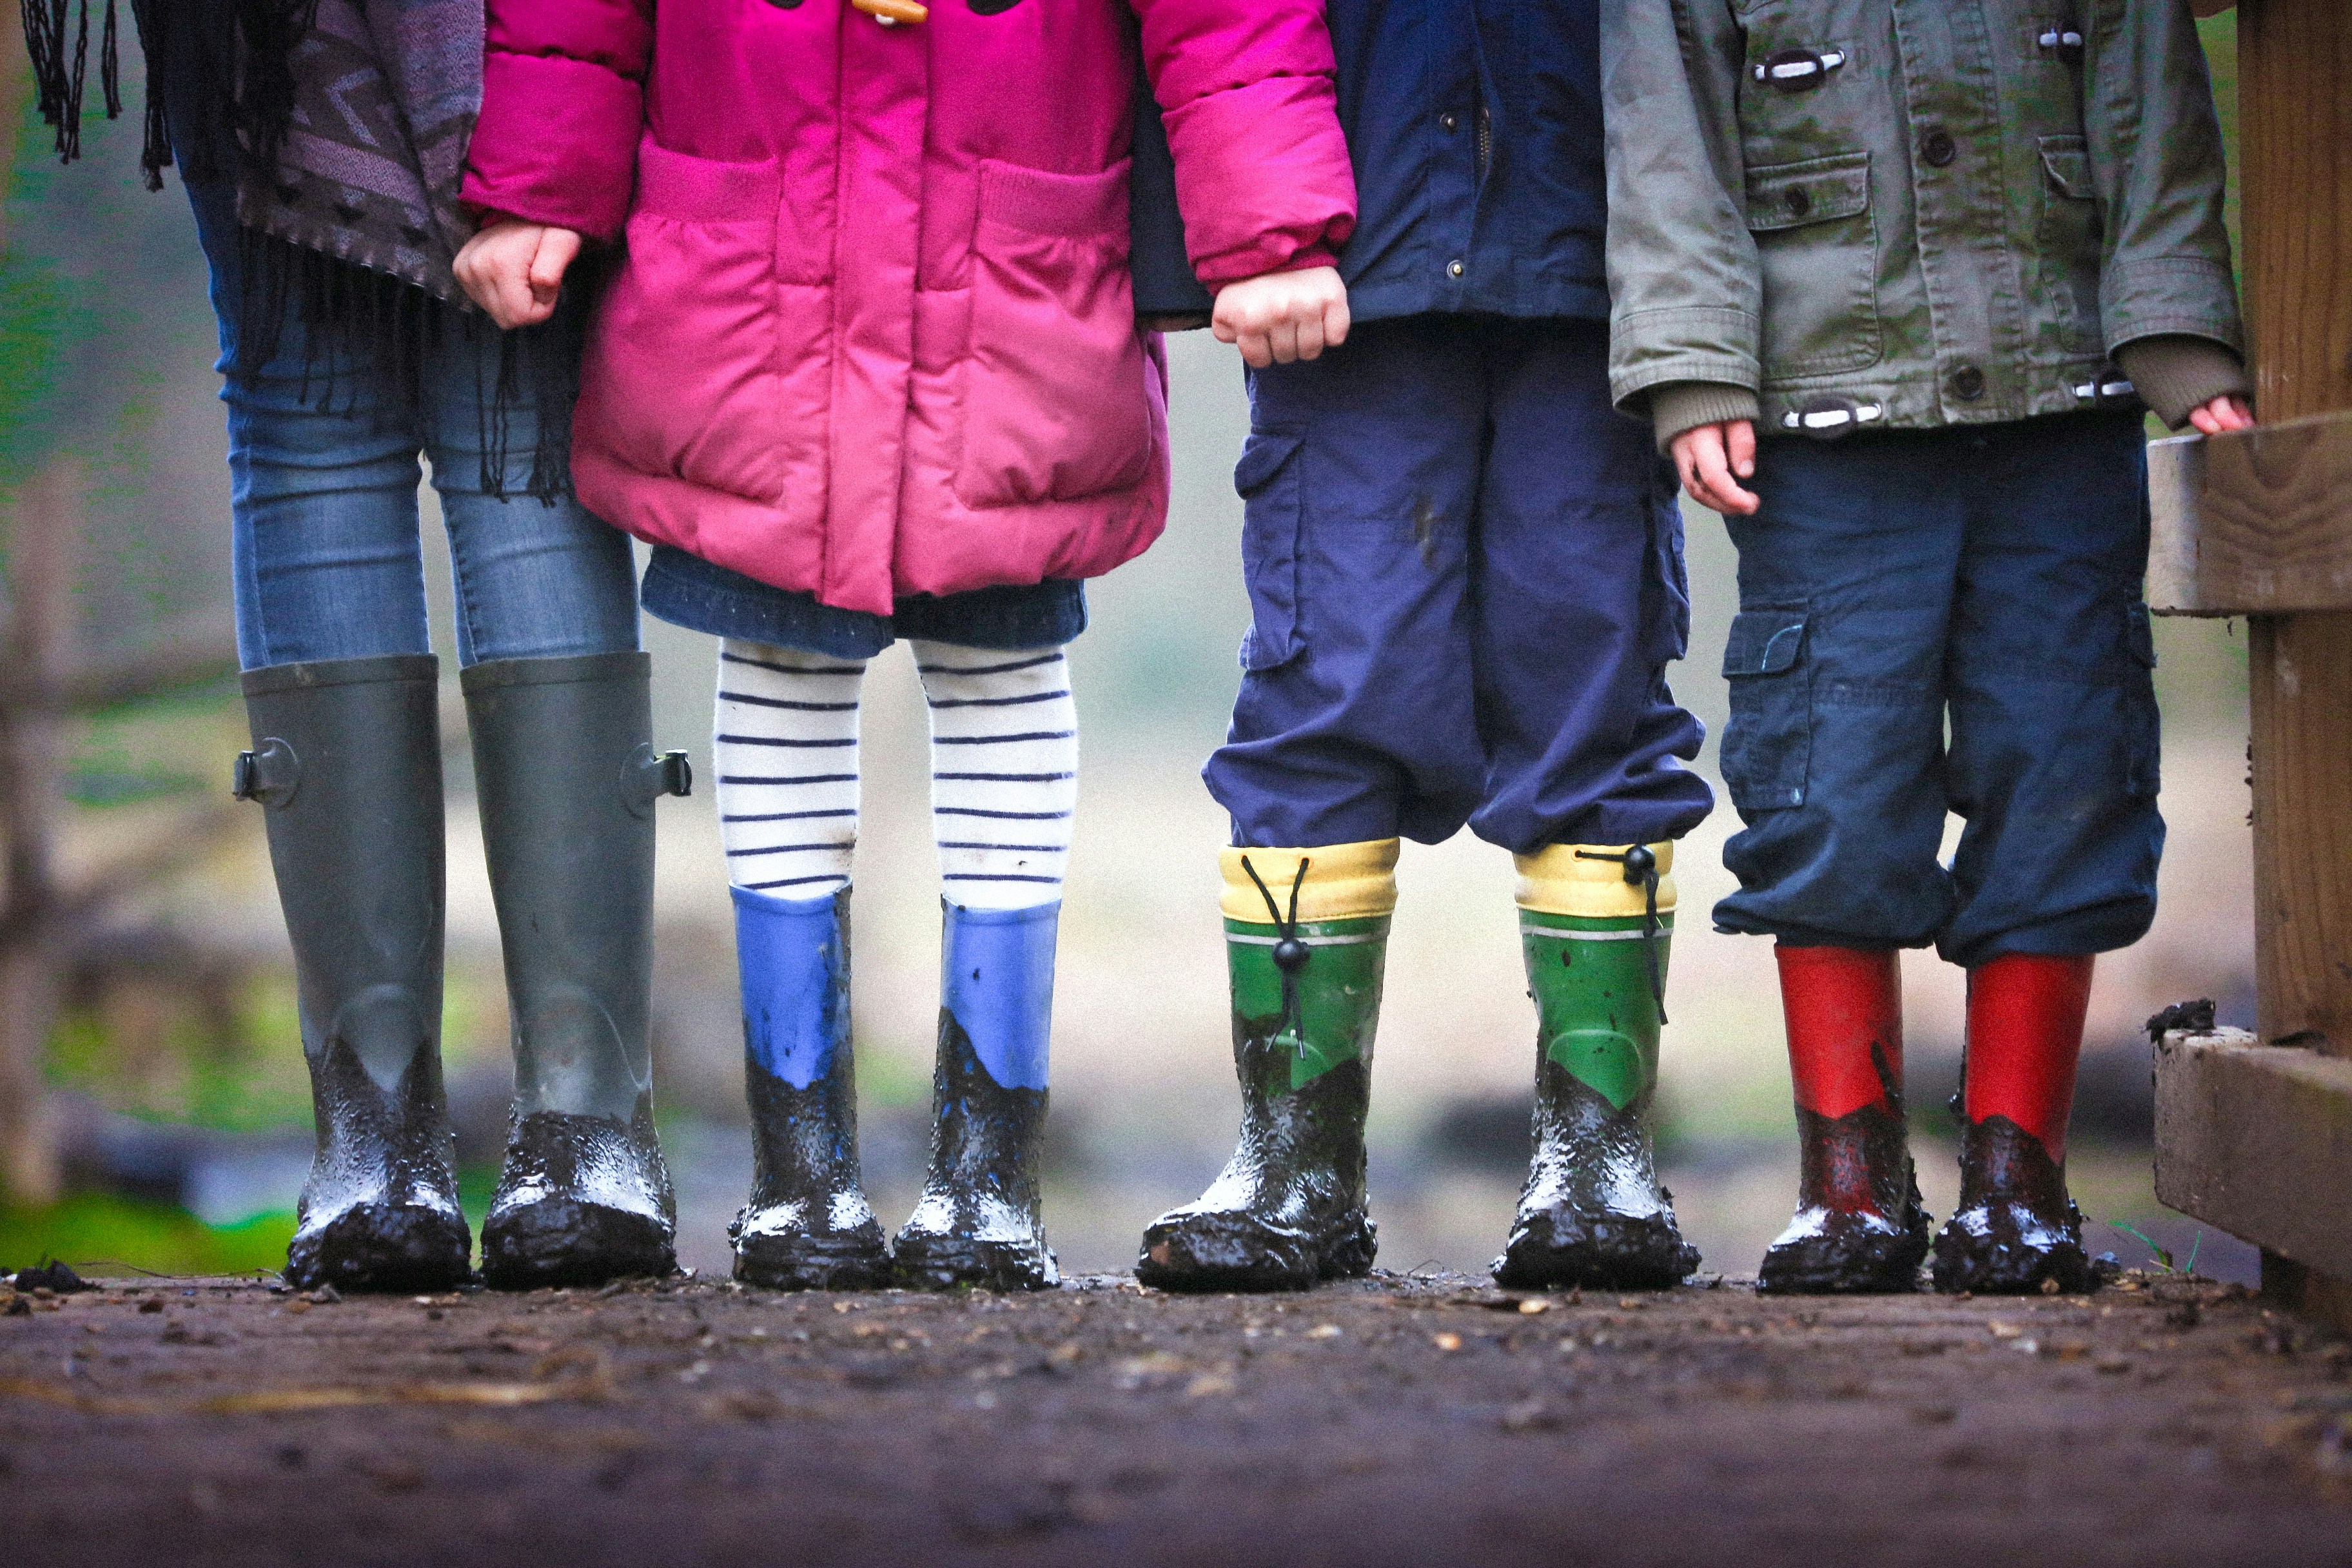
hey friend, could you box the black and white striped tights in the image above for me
[713,639,1077,910]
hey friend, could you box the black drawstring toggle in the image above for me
[1240,855,1312,1059]
[1573,845,1669,1025]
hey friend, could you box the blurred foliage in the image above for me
[0,1193,295,1277]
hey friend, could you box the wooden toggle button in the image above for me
[852,0,927,22]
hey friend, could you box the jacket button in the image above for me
[1785,186,1812,219]
[1441,112,1457,131]
[1447,259,1465,277]
[1919,128,1957,167]
[1950,364,1986,401]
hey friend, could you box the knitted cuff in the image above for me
[2113,336,2251,431]
[1651,382,1763,455]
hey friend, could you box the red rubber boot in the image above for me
[1757,946,1931,1293]
[1932,954,2098,1294]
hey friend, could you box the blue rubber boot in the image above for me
[729,885,890,1290]
[892,900,1061,1290]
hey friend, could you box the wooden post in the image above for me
[2241,0,2352,1061]
[0,464,81,1206]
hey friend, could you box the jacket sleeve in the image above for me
[460,0,654,242]
[1132,0,1357,289]
[1603,0,1758,415]
[2083,0,2244,357]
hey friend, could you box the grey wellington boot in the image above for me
[237,655,471,1293]
[464,652,692,1289]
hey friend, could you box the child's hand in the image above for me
[1212,266,1350,368]
[454,219,583,330]
[2187,393,2254,436]
[1670,419,1761,516]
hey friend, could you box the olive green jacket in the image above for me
[1603,0,2244,440]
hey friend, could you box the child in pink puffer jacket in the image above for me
[455,0,1357,1293]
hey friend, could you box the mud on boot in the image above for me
[285,1037,473,1293]
[1931,1114,2094,1295]
[1758,1104,1932,1295]
[893,902,1060,1292]
[482,1105,677,1288]
[1491,843,1697,1292]
[237,655,473,1294]
[730,887,890,1291]
[1138,842,1393,1293]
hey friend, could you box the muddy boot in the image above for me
[894,901,1061,1291]
[1494,843,1698,1291]
[1758,946,1931,1294]
[1934,954,2097,1294]
[465,654,690,1290]
[730,885,890,1289]
[1138,841,1394,1292]
[238,656,472,1293]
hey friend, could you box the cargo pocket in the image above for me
[1720,607,1812,811]
[1235,430,1305,672]
[2124,600,2161,799]
[1745,152,1881,377]
[957,159,1152,509]
[2035,136,2106,354]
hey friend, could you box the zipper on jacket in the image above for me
[1475,103,1493,181]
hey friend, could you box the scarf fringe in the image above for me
[21,0,126,164]
[233,230,580,505]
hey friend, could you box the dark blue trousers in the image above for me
[1204,316,1712,855]
[1715,412,2164,968]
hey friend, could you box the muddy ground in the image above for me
[3,1269,2348,1567]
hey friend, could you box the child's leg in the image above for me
[1146,319,1483,1292]
[1934,409,2157,1294]
[714,640,888,1289]
[1725,430,1971,1291]
[1467,318,1713,1291]
[890,642,1077,1291]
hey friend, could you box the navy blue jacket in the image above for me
[1130,0,1610,324]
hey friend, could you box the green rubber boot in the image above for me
[1492,843,1700,1291]
[1137,841,1396,1291]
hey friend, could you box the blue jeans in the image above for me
[1714,413,2163,967]
[185,182,639,671]
[1204,315,1712,854]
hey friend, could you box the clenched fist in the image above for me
[453,219,583,330]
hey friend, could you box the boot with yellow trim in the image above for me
[1137,841,1395,1291]
[1492,842,1701,1290]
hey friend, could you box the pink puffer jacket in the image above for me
[462,0,1355,616]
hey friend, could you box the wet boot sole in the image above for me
[1491,1209,1698,1292]
[1930,1232,2096,1295]
[284,1204,473,1294]
[891,1234,1057,1292]
[1758,1216,1933,1296]
[1135,1210,1376,1294]
[482,1199,676,1290]
[734,1230,893,1292]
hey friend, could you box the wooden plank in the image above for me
[2154,1028,2352,1282]
[2241,0,2352,1061]
[2147,411,2352,614]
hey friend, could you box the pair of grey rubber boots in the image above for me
[239,652,689,1293]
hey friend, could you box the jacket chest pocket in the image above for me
[1745,151,1882,378]
[2034,136,2106,354]
[956,159,1152,510]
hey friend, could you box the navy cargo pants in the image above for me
[1204,315,1714,855]
[1715,411,2164,967]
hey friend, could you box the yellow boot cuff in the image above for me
[1514,842,1678,919]
[1220,839,1400,924]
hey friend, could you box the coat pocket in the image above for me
[957,160,1152,509]
[1720,607,1812,811]
[1745,151,1882,378]
[2035,135,2106,354]
[585,142,794,504]
[1235,430,1306,672]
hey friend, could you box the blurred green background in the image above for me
[0,15,2257,1285]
